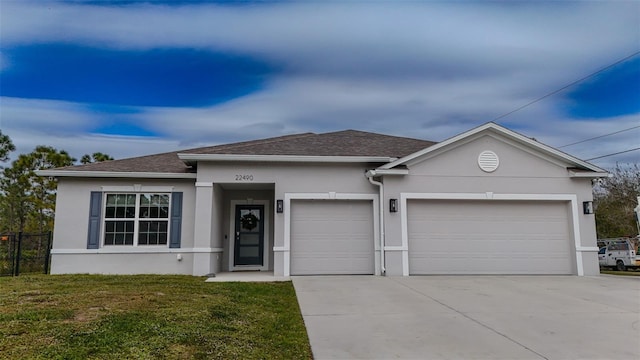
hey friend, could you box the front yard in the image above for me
[0,275,312,359]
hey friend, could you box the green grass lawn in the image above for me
[0,275,312,359]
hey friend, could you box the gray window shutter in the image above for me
[169,192,183,248]
[87,191,102,249]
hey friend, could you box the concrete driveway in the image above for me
[292,276,640,360]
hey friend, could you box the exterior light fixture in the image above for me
[583,201,593,215]
[389,199,398,213]
[276,200,284,213]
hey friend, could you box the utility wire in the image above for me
[585,147,640,161]
[489,50,640,123]
[559,125,640,148]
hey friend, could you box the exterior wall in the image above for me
[50,178,196,275]
[196,162,379,276]
[211,184,225,272]
[51,163,378,276]
[192,183,215,275]
[51,253,195,275]
[381,134,599,275]
[49,131,600,277]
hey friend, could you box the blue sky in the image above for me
[567,57,640,119]
[0,0,639,168]
[2,44,273,107]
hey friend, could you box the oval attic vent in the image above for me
[478,150,499,172]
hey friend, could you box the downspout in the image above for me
[367,171,386,275]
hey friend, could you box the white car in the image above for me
[598,240,639,271]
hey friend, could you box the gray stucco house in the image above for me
[38,123,608,277]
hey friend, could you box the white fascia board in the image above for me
[380,122,607,173]
[366,169,410,177]
[35,170,197,179]
[178,153,395,163]
[568,170,611,178]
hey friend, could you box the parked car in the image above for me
[598,239,639,271]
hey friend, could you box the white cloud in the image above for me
[3,126,189,164]
[531,114,640,168]
[0,97,95,134]
[2,2,637,72]
[0,97,211,161]
[1,82,637,169]
[0,1,638,169]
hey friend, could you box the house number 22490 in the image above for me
[235,174,254,181]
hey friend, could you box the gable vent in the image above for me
[478,151,499,173]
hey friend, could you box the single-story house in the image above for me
[38,122,608,277]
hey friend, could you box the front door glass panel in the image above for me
[234,205,264,266]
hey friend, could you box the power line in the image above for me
[585,147,640,161]
[559,125,640,148]
[490,50,640,123]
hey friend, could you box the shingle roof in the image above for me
[54,130,436,173]
[183,130,435,157]
[55,150,193,174]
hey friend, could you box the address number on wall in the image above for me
[235,174,254,181]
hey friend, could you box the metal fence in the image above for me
[0,232,52,276]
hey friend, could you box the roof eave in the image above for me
[35,170,197,179]
[177,153,396,163]
[568,170,611,178]
[365,169,410,177]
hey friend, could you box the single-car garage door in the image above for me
[290,200,374,275]
[407,200,573,275]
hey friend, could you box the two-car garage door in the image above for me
[290,200,374,275]
[287,198,574,275]
[407,200,574,275]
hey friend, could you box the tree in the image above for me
[0,130,16,164]
[1,156,34,233]
[28,147,76,234]
[0,137,114,236]
[0,147,75,233]
[80,152,113,164]
[0,130,16,233]
[594,163,640,239]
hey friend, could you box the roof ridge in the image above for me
[319,129,433,142]
[49,129,438,173]
[183,132,316,153]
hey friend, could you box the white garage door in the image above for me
[408,200,573,275]
[290,200,374,275]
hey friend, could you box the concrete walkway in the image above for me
[292,275,640,360]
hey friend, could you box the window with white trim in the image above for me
[103,193,170,246]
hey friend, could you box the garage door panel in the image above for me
[291,200,374,275]
[414,234,571,252]
[411,237,568,254]
[291,252,373,275]
[293,220,371,234]
[410,252,572,275]
[293,236,372,252]
[408,200,573,275]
